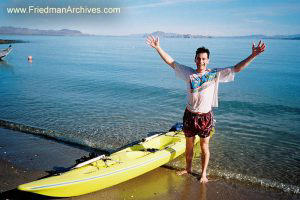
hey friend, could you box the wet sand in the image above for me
[0,128,298,200]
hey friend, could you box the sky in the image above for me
[1,0,300,36]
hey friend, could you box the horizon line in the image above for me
[0,26,299,38]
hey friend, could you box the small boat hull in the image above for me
[0,46,12,60]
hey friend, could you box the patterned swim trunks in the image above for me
[183,108,214,138]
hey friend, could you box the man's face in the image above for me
[195,53,209,71]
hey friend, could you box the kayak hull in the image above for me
[18,131,199,197]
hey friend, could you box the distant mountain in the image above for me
[0,26,87,36]
[1,27,299,40]
[269,34,300,40]
[270,34,300,39]
[232,34,300,40]
[150,31,193,38]
[129,31,211,38]
[155,31,213,38]
[284,37,300,40]
[219,34,268,39]
[129,31,300,40]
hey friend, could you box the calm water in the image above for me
[0,35,299,193]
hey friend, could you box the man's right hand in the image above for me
[146,35,160,49]
[146,35,175,68]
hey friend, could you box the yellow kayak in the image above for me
[18,131,199,197]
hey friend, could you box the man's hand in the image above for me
[234,40,266,73]
[146,35,174,68]
[146,35,160,49]
[252,40,266,57]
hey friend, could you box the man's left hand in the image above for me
[252,40,266,57]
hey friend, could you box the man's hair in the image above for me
[195,47,210,59]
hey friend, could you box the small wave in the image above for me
[0,119,60,138]
[166,158,300,194]
[0,119,107,152]
[210,170,300,194]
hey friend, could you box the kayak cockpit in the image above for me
[131,135,181,151]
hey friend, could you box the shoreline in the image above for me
[0,127,298,200]
[0,39,26,44]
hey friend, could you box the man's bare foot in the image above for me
[199,176,208,183]
[177,170,191,176]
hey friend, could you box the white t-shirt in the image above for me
[174,61,235,113]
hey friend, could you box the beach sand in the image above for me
[0,128,298,200]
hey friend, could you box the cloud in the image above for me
[232,2,300,17]
[125,0,231,10]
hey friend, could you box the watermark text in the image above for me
[7,6,121,14]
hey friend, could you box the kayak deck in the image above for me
[18,131,199,197]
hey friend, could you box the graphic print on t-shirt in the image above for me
[189,70,218,93]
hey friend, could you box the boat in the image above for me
[0,45,12,60]
[18,130,200,197]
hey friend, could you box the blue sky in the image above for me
[1,0,300,36]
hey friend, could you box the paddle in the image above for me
[72,155,106,169]
[142,132,165,142]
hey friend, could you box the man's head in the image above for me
[194,47,210,71]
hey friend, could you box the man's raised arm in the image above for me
[233,40,266,73]
[146,35,175,69]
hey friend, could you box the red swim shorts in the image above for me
[183,108,214,138]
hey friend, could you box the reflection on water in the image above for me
[180,179,207,200]
[200,184,207,200]
[0,60,12,68]
[0,60,14,74]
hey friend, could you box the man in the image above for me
[147,35,266,183]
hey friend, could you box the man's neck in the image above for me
[196,67,207,74]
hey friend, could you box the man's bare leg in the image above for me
[177,136,195,175]
[200,136,210,183]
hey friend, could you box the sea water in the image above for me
[0,35,299,193]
